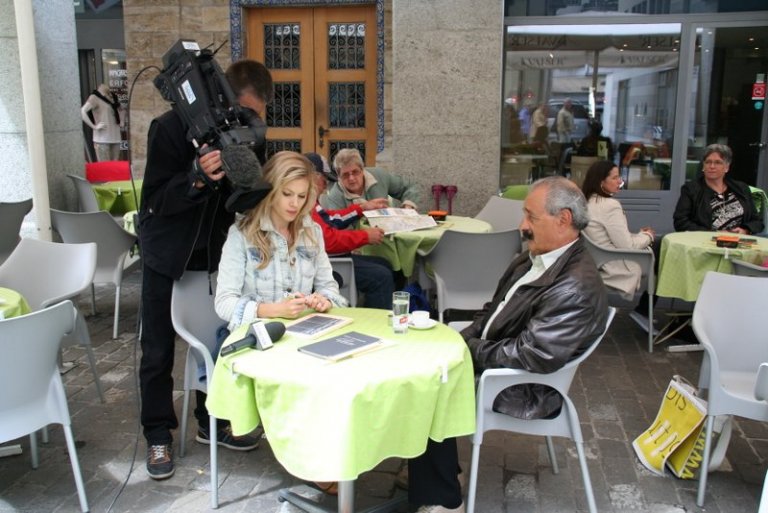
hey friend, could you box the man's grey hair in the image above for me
[530,176,590,230]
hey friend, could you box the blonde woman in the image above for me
[215,151,348,330]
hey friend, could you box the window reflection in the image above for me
[501,23,681,191]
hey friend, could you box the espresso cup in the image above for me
[411,310,431,327]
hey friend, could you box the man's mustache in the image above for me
[521,229,533,241]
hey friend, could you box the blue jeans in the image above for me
[352,254,394,309]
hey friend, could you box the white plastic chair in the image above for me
[67,174,100,212]
[581,232,656,352]
[0,238,104,402]
[474,195,525,232]
[754,362,768,511]
[465,307,616,513]
[0,300,89,512]
[329,256,357,307]
[418,229,521,322]
[170,270,221,509]
[0,198,32,265]
[694,272,768,507]
[51,209,139,339]
[731,258,768,277]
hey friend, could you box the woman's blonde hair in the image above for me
[238,151,317,269]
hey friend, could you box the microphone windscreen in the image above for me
[264,321,286,342]
[221,144,263,189]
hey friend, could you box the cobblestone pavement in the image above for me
[1,267,766,512]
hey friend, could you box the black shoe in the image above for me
[146,444,174,480]
[196,425,260,452]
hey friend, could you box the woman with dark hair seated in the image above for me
[582,160,657,333]
[673,143,763,234]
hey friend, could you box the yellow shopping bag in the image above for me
[632,376,706,477]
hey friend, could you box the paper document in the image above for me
[363,208,437,234]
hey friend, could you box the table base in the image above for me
[278,481,407,513]
[653,313,703,353]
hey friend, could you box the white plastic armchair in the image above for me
[693,272,768,507]
[581,232,656,352]
[51,209,139,339]
[329,256,357,307]
[474,195,525,232]
[0,238,104,402]
[418,229,521,322]
[67,174,100,212]
[0,198,32,265]
[464,307,616,513]
[0,300,89,512]
[730,258,768,277]
[170,270,222,509]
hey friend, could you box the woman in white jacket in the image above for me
[582,160,657,332]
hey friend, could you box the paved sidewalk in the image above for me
[1,267,767,512]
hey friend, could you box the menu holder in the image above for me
[285,313,353,339]
[298,331,382,361]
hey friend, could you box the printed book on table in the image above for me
[298,331,382,361]
[285,313,353,339]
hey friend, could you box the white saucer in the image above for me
[409,319,438,330]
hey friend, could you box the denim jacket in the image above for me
[215,215,348,330]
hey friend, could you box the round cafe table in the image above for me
[206,307,475,512]
[656,231,768,302]
[359,215,492,277]
[91,179,142,215]
[0,287,31,320]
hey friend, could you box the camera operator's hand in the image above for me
[193,144,226,189]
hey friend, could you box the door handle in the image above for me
[748,142,767,149]
[318,126,329,148]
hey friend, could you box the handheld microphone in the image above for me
[220,321,286,356]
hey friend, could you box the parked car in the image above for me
[547,99,590,142]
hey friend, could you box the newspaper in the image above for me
[362,208,438,234]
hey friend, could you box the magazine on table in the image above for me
[285,313,353,339]
[298,331,382,361]
[362,208,437,234]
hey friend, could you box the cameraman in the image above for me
[138,59,273,480]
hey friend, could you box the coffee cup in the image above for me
[411,310,431,327]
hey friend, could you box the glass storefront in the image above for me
[501,8,768,231]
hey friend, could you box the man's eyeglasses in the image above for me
[704,159,726,166]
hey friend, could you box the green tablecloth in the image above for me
[656,231,768,301]
[206,307,476,482]
[0,287,30,320]
[92,179,142,215]
[359,215,492,277]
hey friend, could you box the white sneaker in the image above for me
[629,311,659,337]
[415,503,465,513]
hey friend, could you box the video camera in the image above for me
[153,39,271,212]
[153,39,266,152]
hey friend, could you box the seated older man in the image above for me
[408,176,609,513]
[321,148,421,211]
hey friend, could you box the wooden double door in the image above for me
[246,5,377,165]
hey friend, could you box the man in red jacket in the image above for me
[305,152,395,309]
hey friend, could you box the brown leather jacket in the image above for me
[461,237,608,420]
